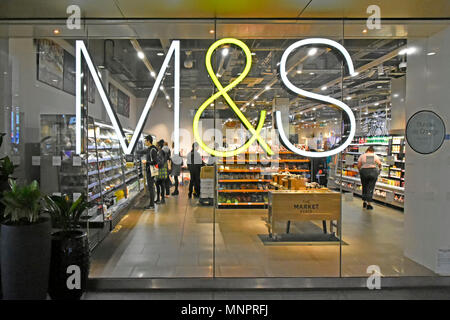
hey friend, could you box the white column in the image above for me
[404,26,450,274]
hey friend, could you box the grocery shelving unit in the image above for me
[40,114,146,250]
[217,149,311,209]
[328,135,405,208]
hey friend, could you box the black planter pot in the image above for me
[48,230,90,300]
[1,217,51,300]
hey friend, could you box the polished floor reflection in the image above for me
[90,186,435,278]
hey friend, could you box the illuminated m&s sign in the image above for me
[75,38,357,158]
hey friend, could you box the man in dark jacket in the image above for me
[138,135,158,209]
[187,142,203,198]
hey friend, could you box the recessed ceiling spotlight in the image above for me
[251,103,255,106]
[393,93,399,98]
[309,72,315,75]
[265,85,271,90]
[165,95,169,99]
[377,86,382,89]
[399,47,417,55]
[321,86,327,91]
[345,96,352,100]
[374,102,379,106]
[137,51,145,59]
[312,107,317,111]
[254,95,259,99]
[209,29,215,34]
[221,47,229,57]
[362,29,368,34]
[157,52,164,56]
[53,29,60,35]
[251,52,256,56]
[160,86,164,91]
[427,52,436,56]
[308,48,318,56]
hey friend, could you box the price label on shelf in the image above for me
[386,155,395,166]
[345,154,354,165]
[73,156,82,167]
[52,156,61,166]
[32,156,40,166]
[386,191,395,203]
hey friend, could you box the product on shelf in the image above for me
[217,151,311,208]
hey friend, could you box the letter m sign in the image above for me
[75,40,180,155]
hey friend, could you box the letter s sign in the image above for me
[277,38,358,158]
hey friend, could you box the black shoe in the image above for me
[145,205,155,210]
[172,191,179,196]
[363,202,367,208]
[188,193,192,199]
[160,200,166,204]
[155,200,161,204]
[367,204,374,210]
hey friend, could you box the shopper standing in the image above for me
[171,142,182,196]
[357,146,382,210]
[187,142,203,198]
[162,142,171,196]
[155,139,168,204]
[137,135,158,210]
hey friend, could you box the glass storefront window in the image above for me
[0,18,449,281]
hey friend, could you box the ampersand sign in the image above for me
[193,38,274,157]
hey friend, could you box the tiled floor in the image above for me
[90,186,435,278]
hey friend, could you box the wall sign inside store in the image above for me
[406,110,446,155]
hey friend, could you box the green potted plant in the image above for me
[0,179,51,300]
[44,194,91,300]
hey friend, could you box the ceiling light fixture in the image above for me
[137,51,145,59]
[427,52,436,56]
[157,52,164,56]
[321,86,327,91]
[265,85,271,90]
[209,29,215,34]
[53,29,60,35]
[221,47,229,57]
[362,29,368,34]
[308,48,318,56]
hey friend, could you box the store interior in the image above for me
[1,19,449,278]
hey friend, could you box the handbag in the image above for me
[150,165,158,177]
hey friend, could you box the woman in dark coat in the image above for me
[170,142,182,196]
